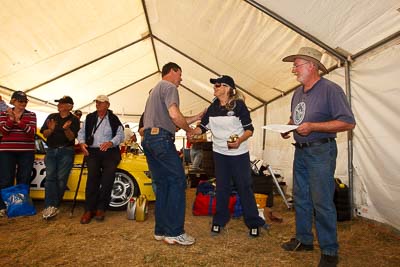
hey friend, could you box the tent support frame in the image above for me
[153,35,266,105]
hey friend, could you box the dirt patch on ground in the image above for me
[1,189,399,266]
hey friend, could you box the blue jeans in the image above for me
[142,128,186,237]
[44,147,75,208]
[213,152,265,229]
[0,151,35,209]
[293,140,338,256]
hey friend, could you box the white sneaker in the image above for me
[0,209,6,217]
[164,233,195,246]
[154,234,164,241]
[42,206,59,219]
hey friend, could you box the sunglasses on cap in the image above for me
[214,83,230,88]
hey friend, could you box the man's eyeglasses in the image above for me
[292,62,310,69]
[214,83,229,88]
[16,100,28,103]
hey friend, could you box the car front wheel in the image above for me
[109,170,139,210]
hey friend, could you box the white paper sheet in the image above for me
[262,124,298,133]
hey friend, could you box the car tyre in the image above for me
[108,169,139,210]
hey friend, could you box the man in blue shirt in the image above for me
[281,47,356,267]
[77,95,124,224]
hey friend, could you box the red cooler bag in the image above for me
[193,192,217,216]
[192,190,236,216]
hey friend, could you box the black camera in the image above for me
[86,135,94,146]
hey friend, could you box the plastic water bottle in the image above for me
[127,197,136,220]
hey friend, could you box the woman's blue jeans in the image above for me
[142,128,187,237]
[293,140,339,256]
[0,151,35,210]
[213,152,265,229]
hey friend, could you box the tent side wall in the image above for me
[351,42,400,230]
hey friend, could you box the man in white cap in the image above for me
[77,95,124,224]
[281,47,356,267]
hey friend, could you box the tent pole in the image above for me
[76,71,159,111]
[108,71,159,97]
[180,84,212,104]
[25,35,151,94]
[352,31,400,60]
[262,104,267,151]
[141,0,160,72]
[0,84,57,107]
[244,0,347,62]
[153,35,267,105]
[344,60,355,219]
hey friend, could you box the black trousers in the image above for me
[85,147,121,211]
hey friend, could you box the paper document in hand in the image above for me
[262,124,298,133]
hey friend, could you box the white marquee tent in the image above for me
[1,0,399,230]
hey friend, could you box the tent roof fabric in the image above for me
[1,0,399,119]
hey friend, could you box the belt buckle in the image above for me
[292,143,301,148]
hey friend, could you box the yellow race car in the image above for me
[30,133,155,210]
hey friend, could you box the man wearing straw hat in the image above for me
[280,47,356,267]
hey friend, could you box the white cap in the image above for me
[95,95,109,102]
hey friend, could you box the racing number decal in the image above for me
[31,159,46,190]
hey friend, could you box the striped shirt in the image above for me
[0,109,37,151]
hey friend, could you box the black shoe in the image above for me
[211,224,223,236]
[249,223,270,238]
[318,254,338,267]
[281,238,314,251]
[249,227,259,237]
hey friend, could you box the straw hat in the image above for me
[282,47,328,74]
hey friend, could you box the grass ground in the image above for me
[1,188,399,266]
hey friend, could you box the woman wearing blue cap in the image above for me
[0,91,37,217]
[190,76,268,237]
